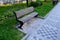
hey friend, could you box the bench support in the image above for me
[18,21,24,29]
[13,12,23,29]
[34,14,38,17]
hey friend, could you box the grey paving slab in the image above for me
[22,2,60,40]
[22,18,44,34]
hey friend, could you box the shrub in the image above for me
[30,1,42,7]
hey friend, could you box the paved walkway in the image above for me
[21,2,60,40]
[22,18,44,33]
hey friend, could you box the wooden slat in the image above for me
[18,12,38,23]
[15,7,34,18]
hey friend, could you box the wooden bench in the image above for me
[14,7,38,29]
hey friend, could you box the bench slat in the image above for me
[15,7,34,18]
[18,12,38,23]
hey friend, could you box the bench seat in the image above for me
[18,12,38,23]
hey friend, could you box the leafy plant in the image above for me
[30,1,42,7]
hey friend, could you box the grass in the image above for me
[0,2,53,40]
[0,3,26,40]
[35,2,53,17]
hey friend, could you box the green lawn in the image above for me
[0,2,53,40]
[0,3,26,40]
[35,2,53,17]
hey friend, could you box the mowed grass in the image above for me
[0,2,53,40]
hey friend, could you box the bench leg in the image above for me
[18,21,24,29]
[34,14,38,17]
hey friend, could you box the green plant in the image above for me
[30,1,42,7]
